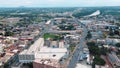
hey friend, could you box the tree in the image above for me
[87,42,100,55]
[114,30,119,35]
[100,47,108,56]
[116,43,120,47]
[88,45,100,56]
[86,31,92,39]
[93,56,106,68]
[87,42,95,46]
[4,31,14,36]
[3,63,9,68]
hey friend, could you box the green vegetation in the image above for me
[69,45,76,52]
[72,9,96,18]
[87,42,106,67]
[86,41,96,46]
[109,28,120,36]
[116,50,120,55]
[100,47,109,56]
[116,23,120,27]
[93,56,106,66]
[109,29,115,36]
[87,41,109,56]
[58,25,75,30]
[3,62,9,68]
[86,31,92,40]
[115,43,120,47]
[4,31,14,36]
[43,33,61,40]
[88,44,100,56]
[35,18,42,22]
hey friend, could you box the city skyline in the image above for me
[0,0,120,7]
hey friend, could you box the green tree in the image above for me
[100,47,108,56]
[116,43,120,47]
[109,29,114,36]
[4,31,14,36]
[3,63,9,68]
[93,56,106,68]
[86,31,92,39]
[87,42,95,46]
[87,42,100,56]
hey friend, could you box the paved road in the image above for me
[68,15,88,68]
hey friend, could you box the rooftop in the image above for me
[45,20,51,25]
[20,38,44,54]
[34,59,60,68]
[35,46,67,60]
[11,62,22,67]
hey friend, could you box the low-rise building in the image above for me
[11,62,22,68]
[19,38,44,63]
[107,52,120,68]
[33,59,60,68]
[106,38,120,45]
[19,38,69,64]
[35,47,69,60]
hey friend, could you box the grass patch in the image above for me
[43,33,61,40]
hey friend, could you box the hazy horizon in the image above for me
[0,0,120,7]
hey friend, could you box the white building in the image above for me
[19,38,44,63]
[19,38,69,63]
[45,20,51,25]
[35,47,69,60]
[106,38,120,45]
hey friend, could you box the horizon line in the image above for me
[0,5,120,8]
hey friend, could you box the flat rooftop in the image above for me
[34,59,60,68]
[12,62,22,67]
[20,38,44,55]
[45,20,51,25]
[35,47,67,60]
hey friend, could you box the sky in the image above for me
[0,0,120,7]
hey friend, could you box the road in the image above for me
[26,20,52,49]
[68,16,88,68]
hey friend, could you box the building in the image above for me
[97,39,106,44]
[0,17,22,24]
[11,63,22,68]
[33,59,60,68]
[106,38,120,45]
[59,41,64,48]
[35,47,69,60]
[50,41,58,48]
[45,20,51,25]
[107,52,120,68]
[19,38,69,64]
[19,38,44,63]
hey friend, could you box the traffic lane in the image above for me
[68,42,84,68]
[68,20,87,68]
[68,46,81,67]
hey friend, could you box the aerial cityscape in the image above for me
[0,0,120,68]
